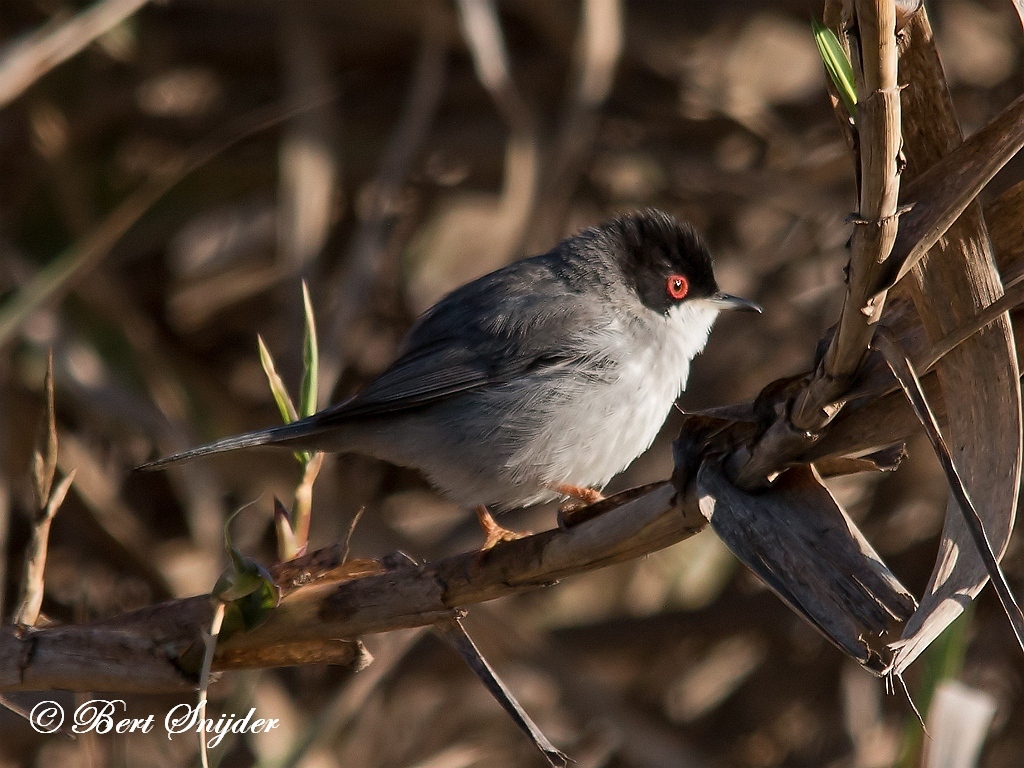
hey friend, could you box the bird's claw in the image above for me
[475,505,528,551]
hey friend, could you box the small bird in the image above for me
[142,209,759,548]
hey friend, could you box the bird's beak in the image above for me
[708,292,762,313]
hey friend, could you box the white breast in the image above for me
[505,300,721,500]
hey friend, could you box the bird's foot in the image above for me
[555,485,605,529]
[475,505,528,551]
[555,484,605,512]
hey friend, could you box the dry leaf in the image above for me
[696,461,915,673]
[890,8,1023,672]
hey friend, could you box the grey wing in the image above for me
[138,299,550,469]
[317,271,612,423]
[137,255,616,469]
[319,342,494,420]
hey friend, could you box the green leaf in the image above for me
[299,281,319,420]
[213,546,276,602]
[257,335,299,424]
[812,19,858,120]
[213,505,281,633]
[226,579,279,631]
[257,335,311,465]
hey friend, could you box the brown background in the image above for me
[1,1,1023,766]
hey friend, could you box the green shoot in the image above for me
[300,280,319,420]
[255,283,323,559]
[813,19,858,120]
[257,335,299,425]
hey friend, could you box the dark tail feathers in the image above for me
[137,417,327,471]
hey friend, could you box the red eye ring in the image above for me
[667,274,689,300]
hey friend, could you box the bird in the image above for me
[141,209,760,549]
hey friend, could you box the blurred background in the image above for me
[1,0,1023,765]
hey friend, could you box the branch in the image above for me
[6,228,1024,693]
[0,483,706,693]
[8,265,1011,693]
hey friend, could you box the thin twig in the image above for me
[434,617,568,767]
[16,353,70,627]
[32,350,58,507]
[198,600,226,768]
[920,275,1024,372]
[341,507,364,564]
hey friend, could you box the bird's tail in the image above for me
[137,416,332,471]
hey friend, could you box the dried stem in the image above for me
[14,471,76,627]
[434,617,568,767]
[793,0,902,428]
[197,601,226,768]
[732,0,903,490]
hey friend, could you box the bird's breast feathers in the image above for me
[505,300,721,491]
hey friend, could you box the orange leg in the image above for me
[475,505,527,550]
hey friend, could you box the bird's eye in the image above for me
[666,274,689,300]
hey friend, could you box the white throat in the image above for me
[661,299,722,393]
